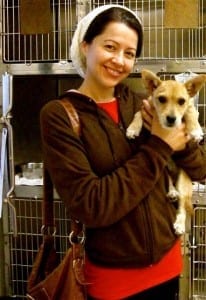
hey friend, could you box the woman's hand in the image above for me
[141,99,191,151]
[141,99,153,131]
[152,111,191,151]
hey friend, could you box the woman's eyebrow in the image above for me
[103,39,137,51]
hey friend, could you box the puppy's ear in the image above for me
[141,69,162,95]
[184,74,206,97]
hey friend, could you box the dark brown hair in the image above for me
[83,7,143,57]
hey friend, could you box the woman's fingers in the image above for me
[141,99,153,131]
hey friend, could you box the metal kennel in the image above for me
[190,205,206,299]
[2,194,71,299]
[0,1,206,299]
[1,0,206,73]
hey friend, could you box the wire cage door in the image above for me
[1,0,206,64]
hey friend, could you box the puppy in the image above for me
[127,69,206,235]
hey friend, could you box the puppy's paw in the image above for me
[126,128,140,139]
[190,128,204,142]
[173,214,186,235]
[173,222,185,235]
[167,190,180,202]
[126,111,143,139]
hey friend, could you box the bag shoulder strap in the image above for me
[43,97,83,239]
[59,98,84,237]
[59,97,81,136]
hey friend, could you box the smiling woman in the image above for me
[78,21,138,100]
[40,4,206,300]
[71,4,143,79]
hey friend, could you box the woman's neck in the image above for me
[78,82,115,103]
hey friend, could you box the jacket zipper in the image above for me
[142,200,154,265]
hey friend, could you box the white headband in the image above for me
[70,4,142,78]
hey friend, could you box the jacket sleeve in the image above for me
[40,100,174,228]
[172,140,206,181]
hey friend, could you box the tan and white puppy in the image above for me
[127,69,206,235]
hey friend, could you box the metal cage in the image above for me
[3,195,71,298]
[1,1,206,299]
[190,206,206,299]
[1,0,206,64]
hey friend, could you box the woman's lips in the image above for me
[105,66,123,77]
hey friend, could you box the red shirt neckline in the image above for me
[98,98,119,124]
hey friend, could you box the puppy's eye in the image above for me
[178,98,185,105]
[158,96,167,104]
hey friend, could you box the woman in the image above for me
[40,4,206,300]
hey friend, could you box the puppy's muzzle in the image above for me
[166,115,176,127]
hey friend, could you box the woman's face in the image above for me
[81,21,138,89]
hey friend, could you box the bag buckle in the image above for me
[41,225,56,236]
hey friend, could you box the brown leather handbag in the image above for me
[27,99,88,300]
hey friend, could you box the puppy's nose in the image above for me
[166,116,176,126]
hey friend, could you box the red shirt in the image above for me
[85,240,182,300]
[98,98,119,124]
[85,99,183,299]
